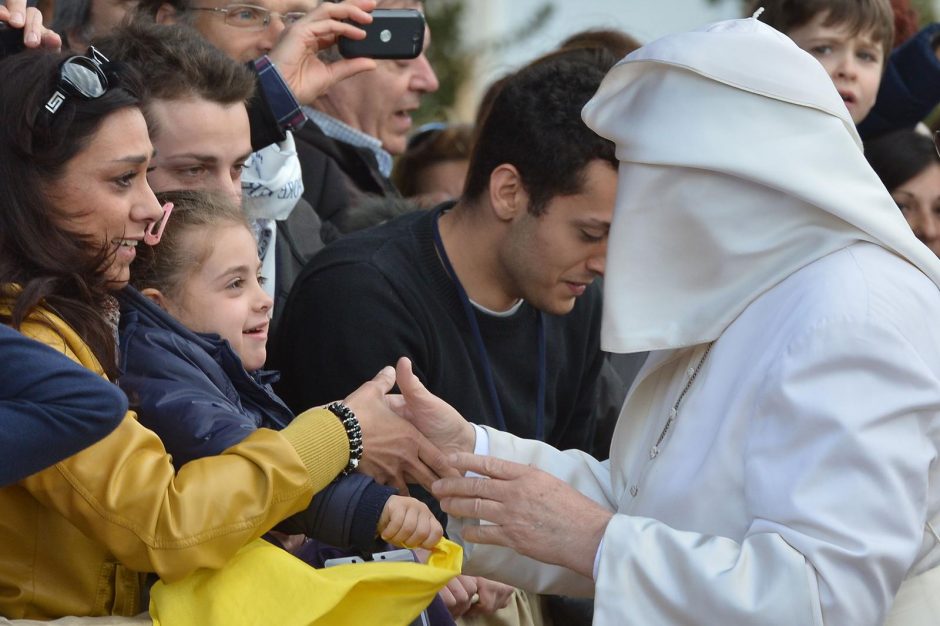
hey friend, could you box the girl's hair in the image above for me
[0,49,144,378]
[864,129,940,192]
[130,189,251,298]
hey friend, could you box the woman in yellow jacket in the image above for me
[0,27,450,622]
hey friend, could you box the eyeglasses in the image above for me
[934,131,940,159]
[190,4,307,29]
[44,46,110,116]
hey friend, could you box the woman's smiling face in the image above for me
[46,107,164,288]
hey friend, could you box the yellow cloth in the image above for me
[150,539,463,626]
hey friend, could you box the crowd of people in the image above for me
[2,0,940,624]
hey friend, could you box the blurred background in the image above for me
[421,0,940,122]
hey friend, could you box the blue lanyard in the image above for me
[431,209,546,440]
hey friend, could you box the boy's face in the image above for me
[787,12,884,124]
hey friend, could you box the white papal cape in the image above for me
[449,17,940,626]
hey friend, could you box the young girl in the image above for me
[118,189,443,557]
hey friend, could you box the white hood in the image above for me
[582,16,940,353]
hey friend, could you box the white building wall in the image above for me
[455,0,742,117]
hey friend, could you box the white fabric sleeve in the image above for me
[472,424,489,455]
[447,425,613,597]
[592,537,605,581]
[593,319,937,625]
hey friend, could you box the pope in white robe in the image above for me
[391,15,940,626]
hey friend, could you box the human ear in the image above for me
[155,3,179,24]
[488,164,529,222]
[140,287,170,310]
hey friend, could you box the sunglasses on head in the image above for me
[44,46,110,116]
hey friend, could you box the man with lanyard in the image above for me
[271,52,616,623]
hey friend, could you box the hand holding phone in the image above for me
[339,8,425,60]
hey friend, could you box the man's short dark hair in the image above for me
[751,0,894,56]
[464,53,617,215]
[93,21,255,136]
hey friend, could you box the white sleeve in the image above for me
[593,319,937,625]
[447,426,614,597]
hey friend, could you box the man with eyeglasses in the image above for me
[294,0,439,240]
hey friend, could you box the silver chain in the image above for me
[654,342,714,450]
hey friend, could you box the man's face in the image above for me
[787,12,884,124]
[147,97,253,203]
[319,1,439,155]
[499,160,618,316]
[187,0,316,63]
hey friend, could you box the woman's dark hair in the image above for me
[0,49,144,378]
[864,129,939,192]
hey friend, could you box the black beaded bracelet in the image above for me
[327,402,363,475]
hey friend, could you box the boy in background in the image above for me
[753,0,893,124]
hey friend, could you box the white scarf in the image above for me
[582,17,940,354]
[240,132,304,301]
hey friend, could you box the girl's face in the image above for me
[163,223,273,371]
[892,162,940,258]
[46,107,164,288]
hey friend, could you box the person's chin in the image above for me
[105,267,131,290]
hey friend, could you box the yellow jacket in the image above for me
[0,304,349,619]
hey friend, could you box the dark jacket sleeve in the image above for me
[858,23,940,139]
[0,325,127,486]
[276,473,396,552]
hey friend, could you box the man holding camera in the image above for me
[296,0,439,240]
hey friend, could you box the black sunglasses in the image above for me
[44,46,110,116]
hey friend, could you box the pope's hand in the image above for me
[344,365,457,494]
[432,452,614,579]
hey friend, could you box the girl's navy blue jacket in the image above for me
[116,286,393,552]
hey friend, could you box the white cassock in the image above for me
[449,17,940,626]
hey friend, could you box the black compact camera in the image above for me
[339,8,425,60]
